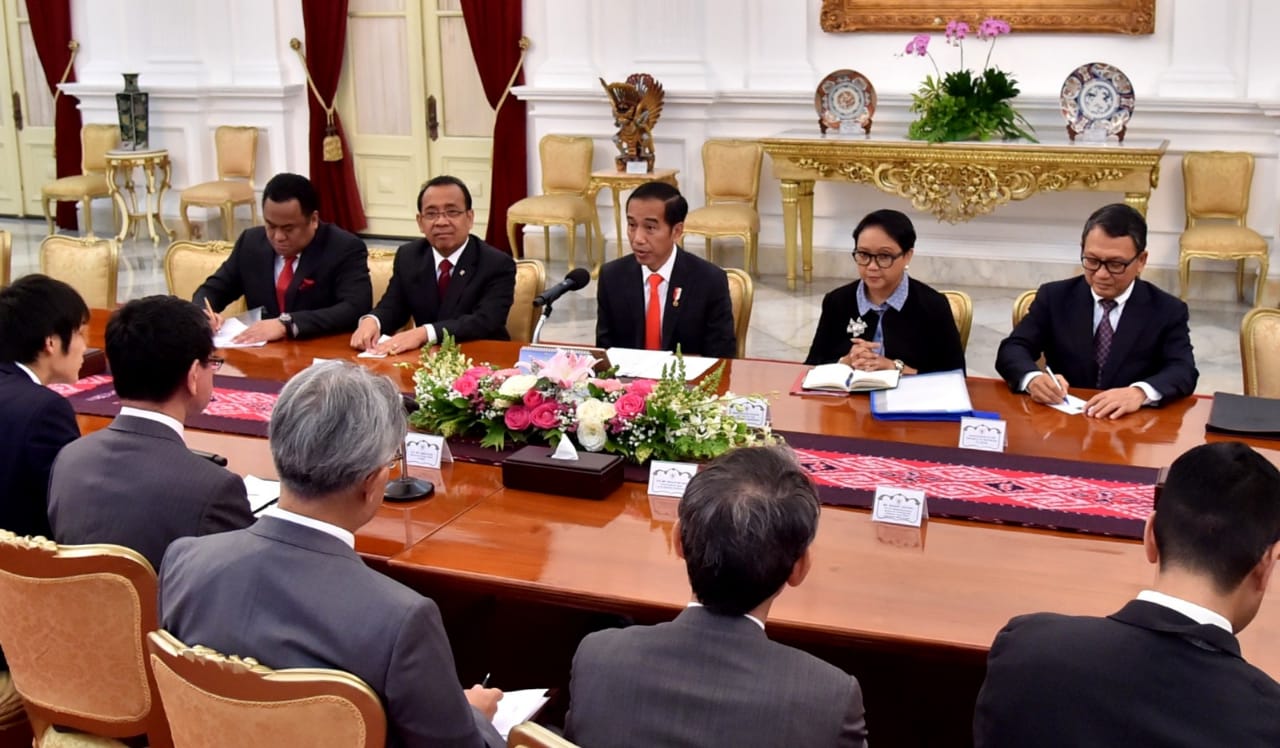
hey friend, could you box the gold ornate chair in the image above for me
[682,140,764,275]
[146,630,385,748]
[725,267,753,359]
[1240,307,1280,397]
[506,135,595,271]
[40,235,119,308]
[41,124,120,237]
[1011,290,1036,329]
[0,230,11,287]
[941,290,973,351]
[179,126,260,240]
[163,240,246,315]
[367,249,397,306]
[507,722,580,748]
[1178,151,1269,306]
[0,531,171,748]
[506,258,547,343]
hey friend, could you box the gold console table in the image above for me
[106,147,173,244]
[759,132,1169,289]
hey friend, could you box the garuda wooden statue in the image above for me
[600,73,664,172]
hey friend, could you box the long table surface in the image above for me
[76,309,1280,675]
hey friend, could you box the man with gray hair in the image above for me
[159,361,504,748]
[565,446,868,747]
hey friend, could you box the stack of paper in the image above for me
[606,348,719,380]
[243,475,280,515]
[870,369,973,421]
[212,307,267,349]
[493,689,552,739]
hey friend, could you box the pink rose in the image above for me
[452,374,479,397]
[530,402,560,430]
[615,392,646,419]
[523,389,546,408]
[627,379,657,398]
[464,366,491,379]
[504,404,532,431]
[589,377,625,393]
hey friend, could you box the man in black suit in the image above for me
[350,175,515,354]
[195,172,372,342]
[595,181,736,358]
[995,203,1197,418]
[48,296,252,571]
[974,441,1280,747]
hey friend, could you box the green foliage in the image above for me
[908,68,1036,143]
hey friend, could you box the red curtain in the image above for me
[28,1,82,230]
[460,0,527,256]
[300,0,367,232]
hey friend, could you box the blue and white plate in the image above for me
[1060,62,1135,136]
[815,69,876,133]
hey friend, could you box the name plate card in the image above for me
[871,485,928,528]
[724,397,770,429]
[648,460,698,498]
[405,433,452,469]
[959,416,1007,453]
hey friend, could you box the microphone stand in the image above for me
[531,300,553,345]
[383,443,434,502]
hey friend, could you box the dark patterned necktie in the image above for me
[437,259,452,300]
[1094,299,1117,387]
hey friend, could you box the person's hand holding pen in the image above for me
[1026,366,1070,405]
[202,297,224,334]
[464,672,503,720]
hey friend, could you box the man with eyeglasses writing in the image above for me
[350,175,515,355]
[996,203,1198,418]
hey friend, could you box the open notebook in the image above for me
[800,363,900,393]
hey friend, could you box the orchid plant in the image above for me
[901,18,1035,143]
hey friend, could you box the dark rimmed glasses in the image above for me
[205,355,225,371]
[1081,254,1142,275]
[852,250,906,268]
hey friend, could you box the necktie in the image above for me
[645,273,663,350]
[275,257,294,314]
[1094,298,1117,387]
[437,259,452,300]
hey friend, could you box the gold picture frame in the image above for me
[819,0,1155,35]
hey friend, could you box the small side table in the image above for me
[586,168,679,275]
[106,148,172,244]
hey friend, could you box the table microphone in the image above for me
[534,268,591,307]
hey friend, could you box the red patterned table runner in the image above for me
[53,375,281,437]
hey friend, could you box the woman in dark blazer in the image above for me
[804,209,965,374]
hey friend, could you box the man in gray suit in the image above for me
[159,361,504,748]
[566,446,869,747]
[48,295,251,570]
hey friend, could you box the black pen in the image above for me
[481,672,491,688]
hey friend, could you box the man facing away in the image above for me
[995,203,1198,418]
[195,172,372,343]
[595,181,737,358]
[974,441,1280,747]
[159,361,504,748]
[350,175,515,355]
[48,295,252,571]
[566,446,868,748]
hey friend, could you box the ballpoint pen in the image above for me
[481,672,491,688]
[1044,366,1067,402]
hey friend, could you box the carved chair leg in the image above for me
[506,219,521,259]
[82,197,94,237]
[180,203,194,241]
[42,196,54,235]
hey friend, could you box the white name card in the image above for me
[724,397,770,429]
[871,485,928,528]
[648,460,698,498]
[405,433,452,469]
[959,416,1007,453]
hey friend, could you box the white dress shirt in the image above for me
[260,505,355,549]
[686,601,765,630]
[118,405,184,439]
[640,247,680,328]
[360,245,465,345]
[1136,589,1233,633]
[15,362,41,385]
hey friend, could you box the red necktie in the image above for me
[275,258,294,314]
[645,274,663,350]
[1094,298,1117,387]
[438,259,453,300]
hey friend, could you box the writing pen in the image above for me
[1044,366,1067,402]
[481,672,491,688]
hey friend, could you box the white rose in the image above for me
[576,398,617,424]
[497,374,538,398]
[577,421,607,452]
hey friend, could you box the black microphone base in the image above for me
[384,477,435,502]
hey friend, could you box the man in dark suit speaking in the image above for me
[974,442,1280,746]
[595,181,736,358]
[566,447,868,747]
[195,172,372,343]
[350,175,515,354]
[995,203,1197,418]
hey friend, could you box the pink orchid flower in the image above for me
[537,349,598,388]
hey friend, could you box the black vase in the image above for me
[115,73,149,151]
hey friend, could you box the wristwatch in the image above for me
[278,313,296,339]
[892,359,906,373]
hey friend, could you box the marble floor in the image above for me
[7,217,1248,396]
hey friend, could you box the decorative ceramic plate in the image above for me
[1060,62,1135,136]
[815,69,876,134]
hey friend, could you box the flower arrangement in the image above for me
[409,335,777,464]
[902,18,1035,143]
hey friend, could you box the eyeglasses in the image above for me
[852,250,906,268]
[1081,253,1142,274]
[205,355,225,371]
[421,209,467,222]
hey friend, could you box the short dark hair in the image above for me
[1081,203,1147,254]
[417,175,473,212]
[853,209,916,252]
[1154,442,1280,593]
[0,274,89,364]
[627,181,688,226]
[262,173,319,216]
[678,446,820,616]
[106,296,214,402]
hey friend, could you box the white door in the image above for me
[0,0,56,217]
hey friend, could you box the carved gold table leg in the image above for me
[1123,191,1150,217]
[107,161,131,242]
[779,180,799,291]
[799,180,815,284]
[142,160,161,243]
[153,156,173,240]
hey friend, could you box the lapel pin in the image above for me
[459,269,466,276]
[673,287,683,308]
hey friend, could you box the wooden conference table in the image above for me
[76,310,1280,680]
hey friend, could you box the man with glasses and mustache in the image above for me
[996,203,1198,418]
[350,175,515,355]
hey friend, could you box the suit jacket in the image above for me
[804,277,966,372]
[566,606,867,748]
[371,235,516,341]
[974,600,1280,747]
[995,276,1198,400]
[159,517,502,748]
[596,250,737,358]
[0,362,79,539]
[47,414,252,571]
[193,222,372,339]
